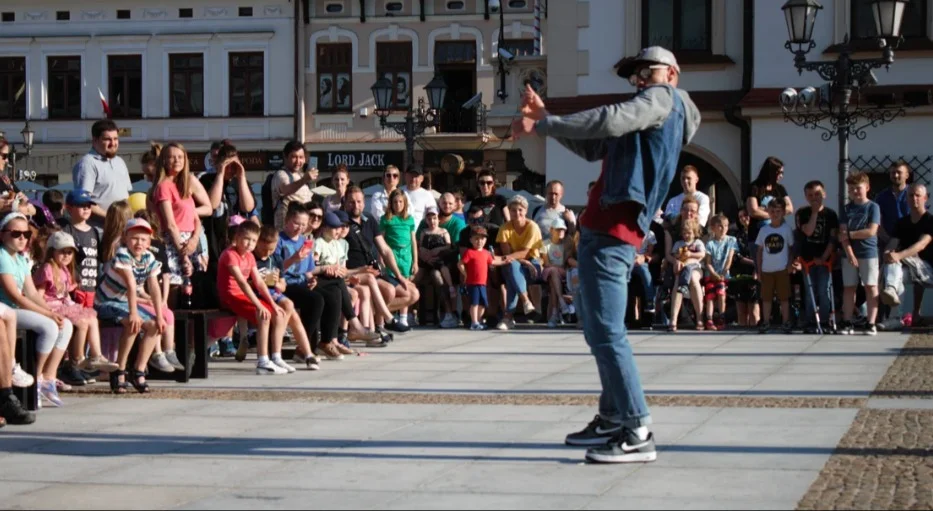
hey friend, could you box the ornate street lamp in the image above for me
[779,0,914,213]
[371,73,448,168]
[0,120,36,181]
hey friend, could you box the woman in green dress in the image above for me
[380,189,418,324]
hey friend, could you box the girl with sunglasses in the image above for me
[0,213,74,407]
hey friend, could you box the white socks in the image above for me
[271,352,282,362]
[633,426,649,441]
[257,355,270,365]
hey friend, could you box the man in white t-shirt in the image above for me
[663,165,711,226]
[532,180,577,235]
[370,164,412,220]
[402,164,437,228]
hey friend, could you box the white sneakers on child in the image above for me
[272,357,296,374]
[256,359,288,375]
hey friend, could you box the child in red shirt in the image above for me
[217,222,289,375]
[458,226,511,330]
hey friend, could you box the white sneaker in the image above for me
[12,363,34,388]
[496,319,516,331]
[566,304,576,316]
[256,360,288,375]
[881,287,901,306]
[522,301,536,316]
[440,313,459,329]
[272,358,296,374]
[148,352,176,373]
[560,301,571,315]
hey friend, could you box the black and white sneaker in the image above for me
[864,323,878,336]
[585,429,657,464]
[565,415,623,446]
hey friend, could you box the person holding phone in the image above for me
[272,141,318,231]
[201,141,258,268]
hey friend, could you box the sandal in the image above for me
[667,325,677,332]
[696,323,705,331]
[705,319,717,331]
[109,370,129,395]
[128,370,151,394]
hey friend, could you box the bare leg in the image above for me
[470,304,480,325]
[688,272,704,320]
[86,320,104,359]
[0,318,10,388]
[70,318,90,362]
[670,292,684,329]
[355,285,373,330]
[132,321,161,386]
[269,313,287,357]
[255,315,271,358]
[843,286,856,321]
[865,285,879,324]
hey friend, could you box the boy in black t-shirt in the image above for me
[795,180,839,332]
[60,190,102,308]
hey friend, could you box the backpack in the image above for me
[260,172,277,226]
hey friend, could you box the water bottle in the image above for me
[179,276,194,310]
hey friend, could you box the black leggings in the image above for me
[315,276,356,322]
[284,284,326,343]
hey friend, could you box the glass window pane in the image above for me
[249,73,263,114]
[901,0,926,37]
[0,79,10,118]
[319,74,334,109]
[646,0,674,48]
[128,75,143,116]
[680,0,709,50]
[190,73,203,114]
[66,75,81,117]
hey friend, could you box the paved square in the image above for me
[0,328,916,509]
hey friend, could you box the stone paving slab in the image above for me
[150,330,907,401]
[0,399,856,510]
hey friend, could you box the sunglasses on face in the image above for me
[479,180,494,186]
[0,153,9,160]
[309,213,323,220]
[628,65,669,86]
[385,173,399,179]
[3,230,32,240]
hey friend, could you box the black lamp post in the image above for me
[779,0,910,213]
[371,74,447,168]
[493,0,508,102]
[0,120,35,181]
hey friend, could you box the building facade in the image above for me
[0,0,298,185]
[543,0,933,210]
[301,0,548,192]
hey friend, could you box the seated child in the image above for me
[255,225,321,371]
[95,219,168,394]
[542,218,571,328]
[669,219,706,332]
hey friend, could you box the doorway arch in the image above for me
[665,149,741,221]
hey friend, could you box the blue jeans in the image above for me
[503,259,541,312]
[802,265,832,324]
[578,228,651,429]
[631,263,656,305]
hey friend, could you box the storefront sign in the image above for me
[308,151,404,172]
[189,151,275,173]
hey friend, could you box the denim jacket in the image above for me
[536,84,700,237]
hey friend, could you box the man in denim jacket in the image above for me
[513,46,700,464]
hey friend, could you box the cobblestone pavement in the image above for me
[0,328,927,510]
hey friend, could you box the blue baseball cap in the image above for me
[66,189,97,206]
[323,211,344,228]
[334,210,350,225]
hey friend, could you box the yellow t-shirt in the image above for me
[496,220,544,260]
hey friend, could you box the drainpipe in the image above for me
[294,0,305,142]
[723,0,753,199]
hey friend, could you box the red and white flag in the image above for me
[98,88,111,118]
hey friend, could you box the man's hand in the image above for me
[634,254,646,266]
[520,83,547,121]
[848,254,859,268]
[307,276,318,290]
[305,167,319,182]
[510,117,538,140]
[885,250,902,264]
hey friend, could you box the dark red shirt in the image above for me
[579,161,645,248]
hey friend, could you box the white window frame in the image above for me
[158,34,211,118]
[99,37,149,119]
[222,45,271,118]
[0,38,30,121]
[40,37,90,122]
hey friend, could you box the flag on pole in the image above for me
[98,88,111,118]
